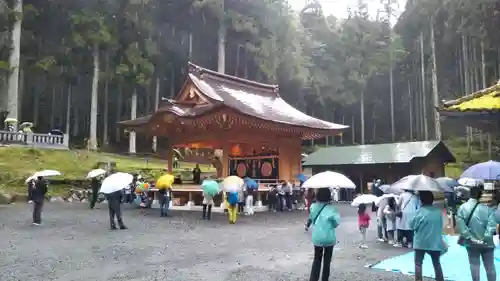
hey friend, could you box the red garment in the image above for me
[358,212,371,228]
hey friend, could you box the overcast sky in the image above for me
[287,0,406,24]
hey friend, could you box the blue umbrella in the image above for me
[460,160,500,180]
[244,177,258,190]
[435,177,459,188]
[296,174,307,182]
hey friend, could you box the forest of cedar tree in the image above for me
[0,0,499,160]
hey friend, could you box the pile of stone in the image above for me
[51,188,94,203]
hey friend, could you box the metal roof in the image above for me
[302,141,455,166]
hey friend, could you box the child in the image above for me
[383,197,397,244]
[138,190,148,214]
[358,203,370,249]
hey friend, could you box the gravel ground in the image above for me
[0,203,421,281]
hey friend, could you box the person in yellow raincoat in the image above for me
[226,191,239,224]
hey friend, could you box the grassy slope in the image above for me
[0,147,214,196]
[443,137,491,178]
[0,138,488,196]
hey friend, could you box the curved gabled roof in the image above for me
[119,62,348,135]
[187,63,347,130]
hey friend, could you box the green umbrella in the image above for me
[202,179,219,197]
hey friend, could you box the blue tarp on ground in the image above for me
[371,235,500,281]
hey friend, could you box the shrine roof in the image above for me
[119,62,347,132]
[185,63,347,130]
[439,82,500,116]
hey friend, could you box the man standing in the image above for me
[90,177,101,209]
[32,176,48,225]
[159,187,171,217]
[283,181,293,211]
[106,190,127,230]
[192,164,202,185]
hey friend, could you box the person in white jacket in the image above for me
[383,197,398,244]
[245,186,255,215]
[395,190,420,248]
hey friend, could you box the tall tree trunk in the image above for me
[419,31,429,140]
[6,0,22,128]
[102,52,110,146]
[89,43,100,151]
[430,18,441,140]
[50,86,56,128]
[235,45,241,76]
[462,35,472,156]
[18,68,23,120]
[170,68,175,98]
[360,90,365,145]
[217,0,226,74]
[152,75,160,153]
[387,3,395,142]
[340,115,344,144]
[65,84,72,136]
[351,114,355,144]
[408,79,413,140]
[129,87,137,154]
[480,39,486,88]
[414,58,421,139]
[115,84,122,142]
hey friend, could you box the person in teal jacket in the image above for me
[307,188,340,281]
[456,186,497,281]
[411,191,445,281]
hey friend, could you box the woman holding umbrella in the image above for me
[222,176,244,224]
[100,172,132,230]
[411,191,446,281]
[307,188,340,281]
[201,179,219,220]
[456,185,497,281]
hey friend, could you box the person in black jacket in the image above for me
[89,177,102,209]
[32,176,48,225]
[106,190,127,230]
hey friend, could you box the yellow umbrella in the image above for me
[222,175,244,192]
[156,174,175,189]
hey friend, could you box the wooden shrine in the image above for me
[119,62,347,205]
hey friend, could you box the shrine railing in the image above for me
[0,131,69,150]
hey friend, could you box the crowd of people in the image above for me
[304,184,500,281]
[25,170,500,281]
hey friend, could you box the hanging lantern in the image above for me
[231,144,242,156]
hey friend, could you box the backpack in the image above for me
[227,192,238,205]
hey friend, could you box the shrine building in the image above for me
[119,62,347,204]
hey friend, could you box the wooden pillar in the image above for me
[222,142,230,177]
[166,140,173,173]
[278,145,288,182]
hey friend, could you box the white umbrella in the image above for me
[86,169,107,179]
[221,176,244,192]
[33,170,62,178]
[302,171,356,189]
[351,194,378,207]
[374,194,398,206]
[99,172,133,194]
[457,177,483,187]
[25,175,36,183]
[391,174,453,193]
